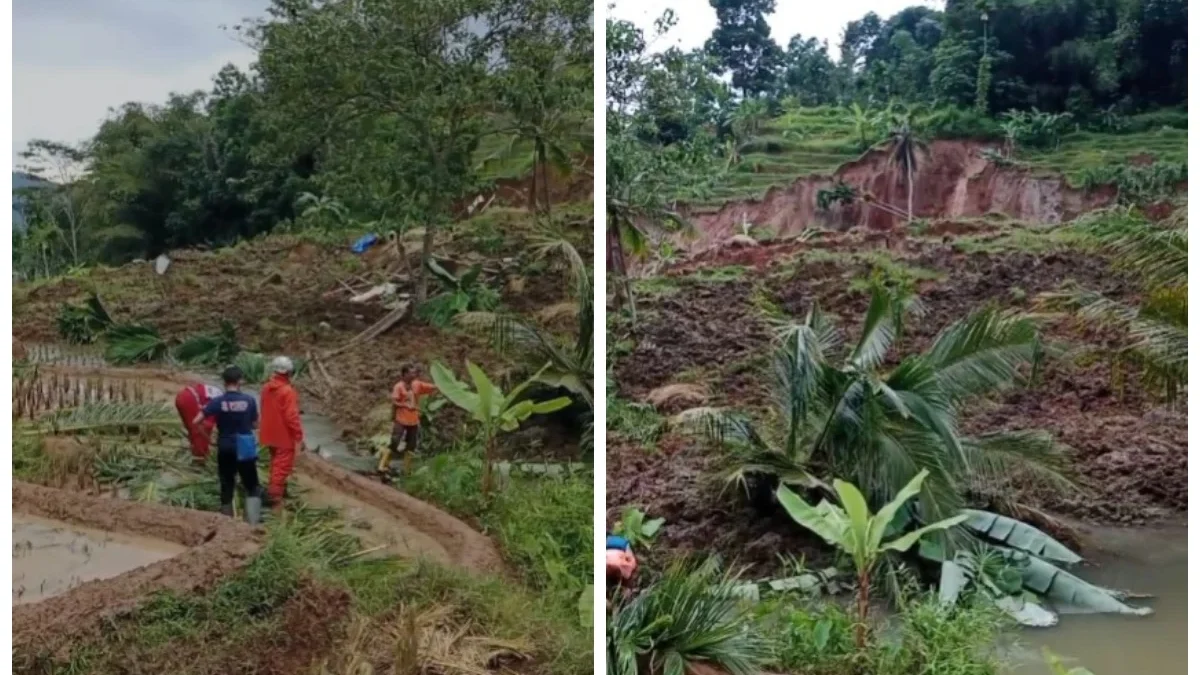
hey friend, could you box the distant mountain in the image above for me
[12,171,54,233]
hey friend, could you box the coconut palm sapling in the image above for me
[679,284,1067,528]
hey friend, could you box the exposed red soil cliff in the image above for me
[682,140,1114,248]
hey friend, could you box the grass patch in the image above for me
[606,394,665,449]
[951,226,1088,255]
[763,594,1009,675]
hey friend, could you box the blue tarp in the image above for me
[350,233,380,254]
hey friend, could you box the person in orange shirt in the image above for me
[259,356,305,507]
[378,364,437,479]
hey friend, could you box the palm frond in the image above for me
[30,402,180,435]
[963,431,1076,508]
[922,307,1039,404]
[1075,208,1186,291]
[1040,288,1186,403]
[849,286,900,371]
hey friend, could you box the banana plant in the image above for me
[613,507,665,550]
[777,469,967,649]
[925,509,1153,625]
[431,360,571,495]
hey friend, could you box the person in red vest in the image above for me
[260,356,305,508]
[174,381,222,463]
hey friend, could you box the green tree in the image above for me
[778,470,967,648]
[491,0,593,215]
[253,0,507,303]
[17,140,89,267]
[431,360,571,495]
[775,35,838,106]
[704,0,782,98]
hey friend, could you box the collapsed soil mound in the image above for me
[682,140,1114,248]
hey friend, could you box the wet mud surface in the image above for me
[12,481,263,661]
[14,514,185,606]
[295,452,505,574]
[610,231,1186,568]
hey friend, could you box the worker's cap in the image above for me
[271,356,295,374]
[606,534,631,551]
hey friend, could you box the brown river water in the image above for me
[1006,523,1186,675]
[12,514,184,605]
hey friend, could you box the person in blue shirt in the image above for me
[194,366,262,523]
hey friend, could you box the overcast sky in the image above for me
[12,0,264,168]
[609,0,942,56]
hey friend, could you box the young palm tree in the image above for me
[456,235,593,407]
[885,112,927,223]
[679,284,1068,523]
[607,558,769,675]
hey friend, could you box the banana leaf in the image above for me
[994,594,1058,627]
[1018,553,1152,616]
[921,538,1152,617]
[963,509,1082,564]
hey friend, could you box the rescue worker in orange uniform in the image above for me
[259,356,305,507]
[378,364,438,479]
[174,382,222,463]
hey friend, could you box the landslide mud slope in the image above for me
[609,230,1186,571]
[683,140,1114,248]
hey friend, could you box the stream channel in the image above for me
[1005,522,1186,674]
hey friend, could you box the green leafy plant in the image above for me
[607,559,769,675]
[174,320,240,366]
[816,181,857,211]
[104,324,168,365]
[778,469,967,648]
[929,509,1152,624]
[418,258,500,327]
[430,360,571,495]
[612,507,664,550]
[679,284,1066,523]
[55,293,113,344]
[456,236,593,408]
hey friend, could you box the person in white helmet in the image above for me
[259,356,305,508]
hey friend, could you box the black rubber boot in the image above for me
[219,503,234,517]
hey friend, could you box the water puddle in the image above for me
[13,514,185,605]
[1006,523,1186,674]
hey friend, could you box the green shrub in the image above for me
[872,598,1007,675]
[405,445,592,601]
[773,601,860,673]
[1123,108,1188,133]
[608,559,770,675]
[56,294,113,344]
[916,107,1003,140]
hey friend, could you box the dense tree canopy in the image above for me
[14,0,592,282]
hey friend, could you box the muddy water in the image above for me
[13,514,184,605]
[1006,524,1186,675]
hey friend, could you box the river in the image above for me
[1006,523,1186,674]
